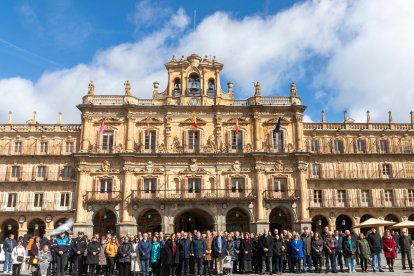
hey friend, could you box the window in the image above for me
[231,131,243,150]
[11,166,20,178]
[310,140,319,152]
[14,142,22,153]
[313,190,322,203]
[384,190,393,202]
[272,131,283,151]
[408,190,414,202]
[312,164,321,176]
[403,141,413,153]
[188,131,200,150]
[231,178,245,192]
[144,178,157,193]
[60,193,70,207]
[361,190,370,203]
[380,140,389,153]
[273,178,286,192]
[333,140,344,153]
[99,179,113,193]
[356,139,366,153]
[145,131,156,150]
[7,193,17,208]
[102,132,114,151]
[33,193,43,208]
[337,190,346,203]
[382,164,391,177]
[207,79,215,97]
[188,178,201,193]
[40,142,48,153]
[66,142,74,153]
[63,166,72,178]
[37,166,46,177]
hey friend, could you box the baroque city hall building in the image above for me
[1,54,414,239]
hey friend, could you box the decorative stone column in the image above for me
[117,169,137,235]
[126,116,135,152]
[73,169,93,235]
[251,166,267,233]
[253,115,262,151]
[81,116,92,152]
[294,113,304,152]
[295,163,311,231]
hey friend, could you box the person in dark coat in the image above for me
[301,228,313,273]
[241,233,253,273]
[164,233,179,276]
[366,228,384,272]
[85,236,100,276]
[252,236,261,274]
[399,230,413,270]
[179,232,191,276]
[273,234,286,275]
[118,237,132,276]
[311,232,324,274]
[343,234,357,273]
[71,232,87,276]
[191,231,206,276]
[323,232,337,273]
[233,231,242,274]
[259,228,274,275]
[29,236,41,268]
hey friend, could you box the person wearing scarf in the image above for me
[343,234,357,273]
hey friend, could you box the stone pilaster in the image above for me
[297,163,310,224]
[254,166,266,229]
[75,170,88,224]
[121,171,133,223]
[294,113,304,152]
[253,115,262,151]
[126,116,135,151]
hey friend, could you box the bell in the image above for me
[190,81,197,89]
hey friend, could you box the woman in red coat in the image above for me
[382,230,397,272]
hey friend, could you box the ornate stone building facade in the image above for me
[1,54,414,239]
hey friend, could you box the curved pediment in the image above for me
[179,117,207,126]
[223,117,250,125]
[263,117,290,125]
[136,117,163,125]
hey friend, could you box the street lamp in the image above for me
[8,224,12,231]
[35,224,39,230]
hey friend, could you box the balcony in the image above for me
[0,145,77,156]
[84,191,122,203]
[263,190,299,202]
[131,188,255,202]
[308,168,414,180]
[0,201,70,212]
[308,195,405,208]
[0,171,76,182]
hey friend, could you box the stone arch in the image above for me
[266,203,297,223]
[225,207,250,232]
[137,208,162,233]
[28,218,46,238]
[385,214,400,223]
[268,206,294,233]
[92,208,117,236]
[335,214,353,231]
[1,218,19,241]
[87,204,120,225]
[311,215,329,233]
[173,207,215,233]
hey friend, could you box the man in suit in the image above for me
[191,231,206,276]
[213,231,227,276]
[260,228,274,275]
[179,232,191,276]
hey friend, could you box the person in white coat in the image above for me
[11,240,26,276]
[131,237,141,276]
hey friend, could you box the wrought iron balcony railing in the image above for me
[84,191,122,202]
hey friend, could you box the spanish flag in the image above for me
[193,116,197,129]
[236,118,239,134]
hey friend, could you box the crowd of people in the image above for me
[1,226,413,276]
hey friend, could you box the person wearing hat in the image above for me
[55,232,70,276]
[72,232,88,276]
[86,236,101,276]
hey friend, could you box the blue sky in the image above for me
[1,0,413,123]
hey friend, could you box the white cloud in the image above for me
[1,0,413,124]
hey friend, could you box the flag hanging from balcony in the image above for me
[273,117,281,133]
[193,116,197,128]
[146,117,150,136]
[235,118,239,134]
[99,115,105,135]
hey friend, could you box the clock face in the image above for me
[190,97,199,106]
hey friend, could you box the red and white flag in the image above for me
[235,118,239,134]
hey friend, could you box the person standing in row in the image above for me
[291,232,304,274]
[191,231,206,276]
[97,236,107,276]
[139,233,152,276]
[259,228,273,275]
[38,245,52,276]
[11,240,26,276]
[367,228,384,272]
[383,230,397,272]
[118,237,133,276]
[72,232,87,276]
[343,234,357,273]
[4,234,17,274]
[105,236,119,276]
[400,230,413,270]
[273,234,285,275]
[55,232,70,276]
[241,232,253,274]
[214,231,227,276]
[311,232,324,273]
[131,237,141,276]
[150,236,161,276]
[357,233,371,273]
[86,236,100,276]
[204,231,214,276]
